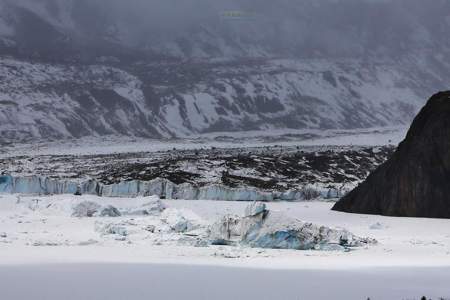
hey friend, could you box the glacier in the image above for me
[0,175,349,201]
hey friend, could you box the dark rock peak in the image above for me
[332,91,450,218]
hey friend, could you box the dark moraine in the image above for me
[333,91,450,218]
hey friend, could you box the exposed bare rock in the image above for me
[333,91,450,218]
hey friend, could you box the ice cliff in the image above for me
[0,175,348,201]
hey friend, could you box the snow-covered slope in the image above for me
[0,57,440,142]
[0,0,449,142]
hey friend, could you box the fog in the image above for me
[5,0,450,58]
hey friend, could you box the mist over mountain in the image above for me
[3,0,450,60]
[0,0,449,142]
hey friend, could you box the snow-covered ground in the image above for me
[1,195,449,299]
[1,129,448,299]
[0,126,406,158]
[1,195,449,269]
[0,128,399,203]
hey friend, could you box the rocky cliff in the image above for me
[333,91,450,218]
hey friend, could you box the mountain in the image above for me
[0,0,449,142]
[333,91,450,218]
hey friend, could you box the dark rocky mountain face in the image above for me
[333,91,450,218]
[0,0,450,142]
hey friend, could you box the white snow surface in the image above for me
[1,195,449,269]
[0,126,406,158]
[1,195,450,299]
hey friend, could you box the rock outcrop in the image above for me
[333,91,450,218]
